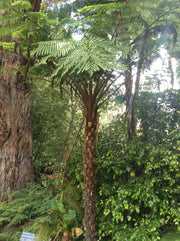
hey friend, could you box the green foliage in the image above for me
[0,184,49,227]
[0,0,42,40]
[96,90,180,241]
[97,137,180,240]
[35,198,77,241]
[0,231,21,241]
[0,183,52,240]
[0,180,83,241]
[78,0,180,39]
[31,80,70,177]
[0,42,15,52]
[0,0,62,64]
[32,36,123,79]
[77,0,180,76]
[136,90,180,143]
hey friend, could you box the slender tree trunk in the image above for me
[130,50,144,136]
[125,57,135,141]
[168,55,175,89]
[83,100,98,241]
[135,57,143,95]
[0,0,41,201]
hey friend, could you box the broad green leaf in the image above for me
[63,209,76,221]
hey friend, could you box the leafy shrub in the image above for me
[96,90,180,240]
[97,135,180,240]
[0,180,84,241]
[35,197,83,241]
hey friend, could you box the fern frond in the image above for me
[0,22,25,38]
[0,0,11,15]
[9,214,29,225]
[0,42,15,51]
[0,0,31,28]
[78,2,126,15]
[0,217,11,226]
[34,36,121,78]
[11,0,31,11]
[32,40,77,57]
[0,12,21,25]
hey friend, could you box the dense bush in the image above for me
[96,90,180,241]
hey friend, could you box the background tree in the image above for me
[0,0,67,201]
[78,0,180,140]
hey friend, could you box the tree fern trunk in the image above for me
[83,105,98,241]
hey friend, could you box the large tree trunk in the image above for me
[29,0,42,12]
[83,100,98,241]
[0,49,34,201]
[0,0,41,201]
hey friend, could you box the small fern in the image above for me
[0,179,83,241]
[0,183,52,240]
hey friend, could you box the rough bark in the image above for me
[29,0,42,12]
[83,101,98,241]
[0,47,34,201]
[0,0,41,201]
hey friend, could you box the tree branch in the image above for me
[98,82,124,108]
[97,73,122,103]
[131,11,169,45]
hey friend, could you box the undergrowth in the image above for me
[0,183,51,240]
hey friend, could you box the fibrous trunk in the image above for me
[83,106,98,241]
